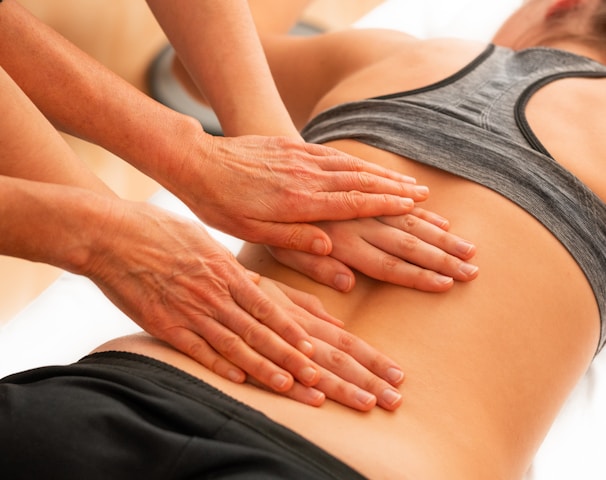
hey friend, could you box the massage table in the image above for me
[2,1,604,478]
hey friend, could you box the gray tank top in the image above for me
[301,45,606,353]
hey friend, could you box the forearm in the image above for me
[0,0,205,186]
[146,0,299,137]
[0,175,115,275]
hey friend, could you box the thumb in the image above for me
[254,222,333,255]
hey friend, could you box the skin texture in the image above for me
[0,0,478,406]
[91,0,606,478]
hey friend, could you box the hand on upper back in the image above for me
[266,207,479,292]
[174,133,428,255]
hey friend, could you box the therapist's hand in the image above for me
[168,132,429,256]
[84,199,399,398]
[251,277,404,412]
[266,207,479,292]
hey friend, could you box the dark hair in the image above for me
[590,0,606,42]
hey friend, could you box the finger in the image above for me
[329,231,456,291]
[409,206,450,230]
[270,279,345,327]
[310,189,422,219]
[304,143,417,184]
[162,326,247,384]
[224,279,331,388]
[303,326,405,388]
[267,245,356,293]
[242,220,334,255]
[212,307,322,389]
[309,340,403,411]
[306,368,379,412]
[248,377,326,408]
[380,214,476,260]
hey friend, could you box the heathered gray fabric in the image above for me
[302,45,606,353]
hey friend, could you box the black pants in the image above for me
[0,351,366,479]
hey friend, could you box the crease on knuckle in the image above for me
[283,226,305,250]
[216,334,245,357]
[356,171,377,190]
[343,190,366,211]
[336,331,357,354]
[242,322,271,348]
[398,214,419,232]
[361,374,384,394]
[381,253,400,273]
[280,348,302,371]
[248,295,276,321]
[397,233,420,253]
[326,349,351,370]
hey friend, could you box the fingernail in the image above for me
[401,198,414,209]
[381,388,402,408]
[298,340,314,356]
[414,185,430,196]
[386,367,404,385]
[459,263,479,277]
[271,373,290,390]
[435,274,453,285]
[311,239,329,255]
[334,273,352,292]
[432,215,449,229]
[355,389,376,407]
[456,241,475,256]
[299,366,319,385]
[227,369,245,383]
[309,389,326,405]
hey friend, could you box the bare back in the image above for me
[97,38,605,479]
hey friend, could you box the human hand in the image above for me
[171,133,430,255]
[251,278,404,412]
[84,200,382,397]
[265,207,479,292]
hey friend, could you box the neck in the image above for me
[534,38,606,64]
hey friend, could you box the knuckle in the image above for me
[326,349,352,370]
[248,295,276,320]
[284,227,305,250]
[381,253,400,273]
[336,331,357,354]
[397,233,421,252]
[279,348,302,371]
[344,190,366,210]
[397,214,419,232]
[216,334,245,357]
[242,322,271,348]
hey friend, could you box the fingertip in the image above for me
[308,389,326,407]
[226,368,246,383]
[458,263,480,280]
[455,241,476,259]
[333,273,354,292]
[379,388,403,411]
[354,390,377,411]
[386,367,405,386]
[299,366,321,387]
[311,237,331,255]
[297,339,314,356]
[271,372,294,392]
[429,274,454,292]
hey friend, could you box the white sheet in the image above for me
[1,2,604,478]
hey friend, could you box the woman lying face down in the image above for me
[2,0,606,478]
